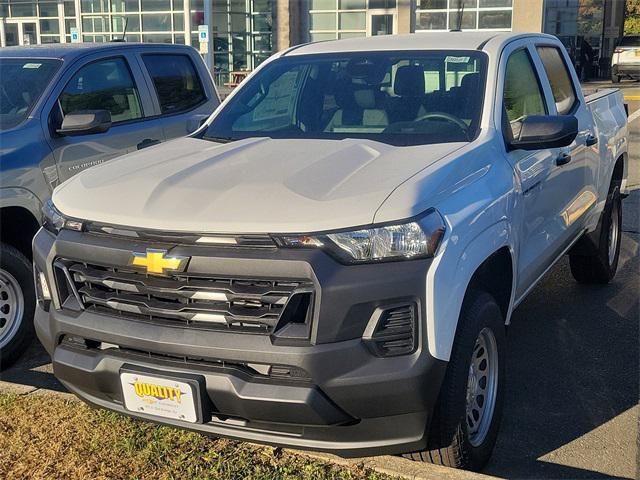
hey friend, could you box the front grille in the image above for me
[56,260,313,334]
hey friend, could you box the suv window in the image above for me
[59,57,143,123]
[503,49,547,138]
[619,36,640,47]
[536,46,576,115]
[142,54,206,114]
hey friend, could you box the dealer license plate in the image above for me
[120,372,198,423]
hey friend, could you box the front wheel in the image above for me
[0,243,35,370]
[569,185,622,284]
[404,291,505,471]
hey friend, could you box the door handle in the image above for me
[585,134,598,147]
[556,152,572,166]
[137,138,161,150]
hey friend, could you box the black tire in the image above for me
[404,290,506,471]
[569,185,622,284]
[0,243,35,370]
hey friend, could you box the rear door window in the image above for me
[142,54,206,114]
[503,49,547,139]
[536,46,577,115]
[59,57,143,123]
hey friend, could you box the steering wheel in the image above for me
[415,112,471,140]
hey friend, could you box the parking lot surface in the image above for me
[1,80,638,479]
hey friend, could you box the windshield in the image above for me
[620,36,640,47]
[204,51,487,147]
[0,58,61,131]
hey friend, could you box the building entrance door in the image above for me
[3,20,39,46]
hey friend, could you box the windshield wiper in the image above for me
[203,135,235,144]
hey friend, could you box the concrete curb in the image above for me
[289,450,499,480]
[0,382,499,480]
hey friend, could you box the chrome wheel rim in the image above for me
[0,269,24,350]
[608,201,619,267]
[466,327,499,447]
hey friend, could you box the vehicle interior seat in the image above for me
[388,65,427,123]
[325,81,389,133]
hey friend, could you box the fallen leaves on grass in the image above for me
[0,393,389,480]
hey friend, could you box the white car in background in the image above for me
[612,35,640,82]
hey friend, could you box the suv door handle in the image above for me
[137,138,161,150]
[585,134,598,146]
[556,152,572,166]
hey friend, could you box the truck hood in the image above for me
[53,136,464,233]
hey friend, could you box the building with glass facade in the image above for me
[0,0,625,83]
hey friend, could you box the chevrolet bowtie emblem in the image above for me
[129,249,188,275]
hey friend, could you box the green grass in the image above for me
[0,393,391,480]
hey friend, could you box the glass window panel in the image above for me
[536,46,576,115]
[81,0,108,14]
[190,33,198,45]
[173,0,184,9]
[142,54,206,114]
[417,0,446,9]
[173,13,184,30]
[125,33,141,41]
[110,0,140,12]
[191,0,204,10]
[448,11,476,30]
[174,33,185,44]
[122,15,140,31]
[191,11,204,26]
[253,13,272,32]
[60,58,143,122]
[141,0,170,11]
[369,0,396,8]
[65,19,77,33]
[451,0,478,8]
[310,12,335,30]
[339,31,365,39]
[143,33,172,42]
[416,12,446,30]
[214,35,229,52]
[41,36,60,43]
[142,13,171,31]
[64,0,76,16]
[479,0,512,6]
[0,4,8,17]
[339,0,365,9]
[252,0,270,12]
[503,49,546,137]
[478,10,511,29]
[213,13,228,33]
[253,33,272,51]
[39,2,59,17]
[310,0,335,10]
[11,3,37,16]
[339,12,365,30]
[231,12,247,32]
[40,19,60,34]
[310,32,336,41]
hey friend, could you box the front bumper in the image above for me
[33,227,447,456]
[613,63,640,76]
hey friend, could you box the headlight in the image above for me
[277,209,446,264]
[42,200,83,233]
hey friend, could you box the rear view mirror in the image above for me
[57,110,112,136]
[509,115,578,151]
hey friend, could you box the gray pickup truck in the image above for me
[0,43,219,368]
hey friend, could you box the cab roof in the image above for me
[284,32,556,56]
[0,42,196,61]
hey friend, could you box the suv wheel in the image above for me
[0,243,35,370]
[569,184,622,284]
[404,291,505,471]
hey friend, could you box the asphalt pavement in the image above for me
[1,80,638,480]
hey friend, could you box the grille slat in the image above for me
[60,261,313,334]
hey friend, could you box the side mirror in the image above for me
[509,115,578,151]
[57,110,112,136]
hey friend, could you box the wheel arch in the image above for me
[426,220,515,361]
[0,205,41,260]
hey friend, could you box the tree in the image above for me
[626,0,640,34]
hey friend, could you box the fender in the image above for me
[426,220,515,361]
[0,187,43,223]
